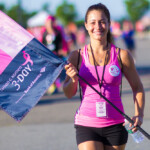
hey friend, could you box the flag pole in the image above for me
[77,74,150,140]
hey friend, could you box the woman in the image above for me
[42,16,68,94]
[42,15,68,57]
[42,16,63,55]
[63,3,145,150]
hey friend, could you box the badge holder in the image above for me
[96,101,108,118]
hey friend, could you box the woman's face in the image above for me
[85,10,110,41]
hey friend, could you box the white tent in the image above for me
[140,10,150,27]
[27,11,49,27]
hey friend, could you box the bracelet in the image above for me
[135,116,143,122]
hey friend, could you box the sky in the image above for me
[0,0,127,20]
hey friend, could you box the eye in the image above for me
[100,21,106,24]
[90,22,95,25]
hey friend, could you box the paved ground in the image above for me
[0,37,150,150]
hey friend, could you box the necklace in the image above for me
[99,55,105,64]
[90,43,109,66]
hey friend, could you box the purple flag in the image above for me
[0,11,67,121]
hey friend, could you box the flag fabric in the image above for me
[0,11,67,121]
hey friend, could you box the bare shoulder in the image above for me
[67,49,80,68]
[68,50,78,62]
[119,49,143,91]
[120,48,134,67]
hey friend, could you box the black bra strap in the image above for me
[77,49,82,101]
[118,48,123,97]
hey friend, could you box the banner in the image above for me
[0,11,67,121]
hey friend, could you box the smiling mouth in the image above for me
[94,31,104,35]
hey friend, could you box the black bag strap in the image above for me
[77,49,81,71]
[77,49,82,101]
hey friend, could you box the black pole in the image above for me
[77,74,150,140]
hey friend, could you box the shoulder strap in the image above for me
[77,49,82,101]
[118,48,123,72]
[77,49,81,71]
[118,48,123,97]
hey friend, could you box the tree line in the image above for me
[0,0,149,28]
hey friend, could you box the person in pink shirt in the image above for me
[63,3,145,150]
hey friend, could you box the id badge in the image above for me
[96,102,106,117]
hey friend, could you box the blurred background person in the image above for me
[110,20,122,42]
[42,15,68,94]
[42,15,68,57]
[64,22,78,51]
[122,20,136,60]
[76,26,86,48]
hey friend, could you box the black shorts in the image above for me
[75,123,128,146]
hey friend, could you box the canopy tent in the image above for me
[140,10,150,27]
[27,11,49,28]
[136,10,150,32]
[27,11,49,42]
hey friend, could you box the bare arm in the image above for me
[63,50,80,99]
[120,49,145,130]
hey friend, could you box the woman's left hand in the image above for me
[131,116,143,132]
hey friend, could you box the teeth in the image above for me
[94,31,103,33]
[94,32,102,34]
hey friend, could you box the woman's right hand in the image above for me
[65,63,78,83]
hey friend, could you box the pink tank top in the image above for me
[75,44,124,127]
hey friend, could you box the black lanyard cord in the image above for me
[90,44,108,90]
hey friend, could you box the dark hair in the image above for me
[85,3,113,43]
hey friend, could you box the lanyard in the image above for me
[90,44,108,91]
